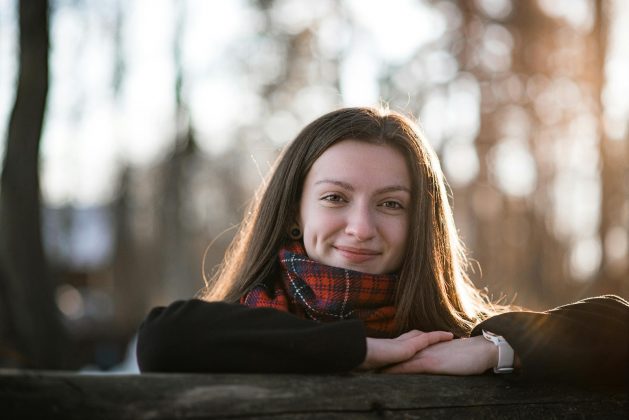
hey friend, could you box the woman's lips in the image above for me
[334,246,380,263]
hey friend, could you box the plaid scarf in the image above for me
[241,241,398,337]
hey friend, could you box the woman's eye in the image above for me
[382,200,403,209]
[321,194,345,203]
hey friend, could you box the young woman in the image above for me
[137,107,628,384]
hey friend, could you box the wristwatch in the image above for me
[482,330,515,373]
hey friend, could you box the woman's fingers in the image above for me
[394,330,454,361]
[360,330,454,371]
[395,331,453,362]
[394,329,425,341]
[409,331,453,352]
[395,329,453,343]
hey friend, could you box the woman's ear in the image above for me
[288,211,303,240]
[289,223,302,240]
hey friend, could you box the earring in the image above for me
[289,224,302,240]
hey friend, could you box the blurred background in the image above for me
[0,0,627,372]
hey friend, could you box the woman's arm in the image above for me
[470,294,629,384]
[137,299,453,373]
[137,299,366,373]
[383,295,628,385]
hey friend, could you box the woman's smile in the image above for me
[333,245,381,264]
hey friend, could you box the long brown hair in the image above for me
[200,107,507,336]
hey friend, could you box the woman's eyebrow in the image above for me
[314,179,410,194]
[375,185,411,194]
[314,179,354,191]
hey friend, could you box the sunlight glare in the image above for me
[443,142,479,187]
[346,0,445,64]
[491,138,537,197]
[537,0,594,32]
[569,237,602,282]
[340,44,379,106]
[119,0,177,167]
[603,0,629,141]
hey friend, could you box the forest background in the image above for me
[0,0,627,371]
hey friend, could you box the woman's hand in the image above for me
[381,335,498,375]
[358,330,454,371]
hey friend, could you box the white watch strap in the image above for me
[482,330,514,373]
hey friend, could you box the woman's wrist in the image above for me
[481,331,515,373]
[359,337,376,370]
[480,336,499,371]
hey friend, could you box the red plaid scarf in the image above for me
[241,241,398,337]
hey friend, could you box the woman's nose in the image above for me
[344,204,376,241]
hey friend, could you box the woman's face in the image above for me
[298,139,411,274]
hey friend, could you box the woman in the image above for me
[137,108,628,384]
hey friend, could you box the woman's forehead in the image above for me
[305,139,411,189]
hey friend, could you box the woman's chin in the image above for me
[331,259,383,275]
[308,249,387,274]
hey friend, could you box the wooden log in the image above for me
[0,369,626,419]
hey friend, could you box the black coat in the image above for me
[137,294,628,385]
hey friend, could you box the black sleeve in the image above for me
[136,299,367,373]
[471,295,629,385]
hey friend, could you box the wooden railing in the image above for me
[1,369,626,419]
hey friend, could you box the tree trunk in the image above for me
[594,0,629,295]
[0,0,67,368]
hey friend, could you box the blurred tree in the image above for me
[593,0,628,296]
[460,0,564,306]
[158,0,200,301]
[0,0,68,368]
